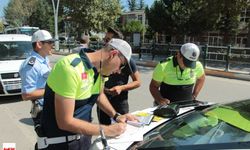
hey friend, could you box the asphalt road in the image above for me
[1,54,250,149]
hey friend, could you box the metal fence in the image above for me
[58,41,250,73]
[138,43,250,73]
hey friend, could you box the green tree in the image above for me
[216,0,249,45]
[145,1,169,33]
[28,0,54,31]
[61,0,121,38]
[4,0,38,27]
[121,20,145,45]
[122,20,145,34]
[138,0,145,9]
[183,0,220,35]
[147,0,249,45]
[127,0,137,11]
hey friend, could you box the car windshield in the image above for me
[0,41,32,60]
[134,99,250,149]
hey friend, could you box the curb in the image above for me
[52,51,250,82]
[204,69,250,81]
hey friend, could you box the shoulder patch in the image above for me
[160,58,171,63]
[70,58,81,67]
[28,57,36,66]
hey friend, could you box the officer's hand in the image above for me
[104,88,112,95]
[116,113,139,123]
[158,98,170,105]
[107,86,123,96]
[105,123,126,137]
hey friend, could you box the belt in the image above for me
[37,134,82,149]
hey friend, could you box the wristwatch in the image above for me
[113,112,121,122]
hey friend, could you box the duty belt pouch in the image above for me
[30,101,43,118]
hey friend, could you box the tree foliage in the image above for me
[127,0,137,11]
[146,0,249,45]
[138,0,145,9]
[122,20,145,34]
[145,1,169,33]
[61,0,121,37]
[28,0,54,31]
[147,0,220,36]
[4,0,38,27]
[127,0,145,11]
[216,0,249,44]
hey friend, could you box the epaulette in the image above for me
[160,58,171,63]
[70,58,81,67]
[28,57,36,66]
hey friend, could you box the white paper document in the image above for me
[108,124,144,143]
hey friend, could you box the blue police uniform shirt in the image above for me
[19,51,51,106]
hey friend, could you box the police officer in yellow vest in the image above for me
[38,39,137,150]
[149,43,205,105]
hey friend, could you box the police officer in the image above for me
[39,38,137,150]
[19,30,55,135]
[149,43,205,105]
[97,27,141,125]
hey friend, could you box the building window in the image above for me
[138,15,142,23]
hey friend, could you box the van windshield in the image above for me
[0,41,32,60]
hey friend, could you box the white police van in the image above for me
[0,34,32,96]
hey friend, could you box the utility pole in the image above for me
[52,0,60,51]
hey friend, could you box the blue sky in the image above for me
[0,0,154,18]
[121,0,154,10]
[0,0,9,17]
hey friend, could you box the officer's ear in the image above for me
[177,51,182,59]
[109,49,119,59]
[36,41,43,49]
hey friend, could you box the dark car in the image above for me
[130,99,250,150]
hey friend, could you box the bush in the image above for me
[90,35,100,41]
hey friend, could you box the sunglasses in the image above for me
[42,41,54,44]
[118,54,126,70]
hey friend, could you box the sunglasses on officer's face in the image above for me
[42,41,54,44]
[118,54,126,70]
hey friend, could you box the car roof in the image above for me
[0,34,31,42]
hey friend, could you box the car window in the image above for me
[0,41,32,60]
[134,99,250,149]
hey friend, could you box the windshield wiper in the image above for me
[138,141,250,150]
[0,58,12,60]
[194,104,213,111]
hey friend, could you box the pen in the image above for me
[126,120,144,127]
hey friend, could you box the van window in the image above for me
[0,41,32,60]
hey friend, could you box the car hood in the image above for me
[0,60,24,73]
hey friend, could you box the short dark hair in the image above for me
[32,42,36,49]
[107,27,124,39]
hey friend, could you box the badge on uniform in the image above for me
[81,72,89,90]
[28,57,36,66]
[81,72,88,80]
